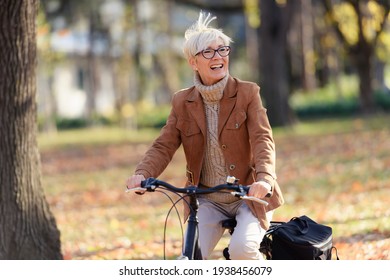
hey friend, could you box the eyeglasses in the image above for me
[195,46,231,59]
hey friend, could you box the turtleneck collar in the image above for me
[194,72,229,104]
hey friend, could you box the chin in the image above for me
[216,71,228,80]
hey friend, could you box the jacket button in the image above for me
[229,164,236,170]
[222,144,227,150]
[235,123,239,128]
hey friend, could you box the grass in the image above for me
[290,74,390,117]
[38,113,389,150]
[272,113,390,141]
[38,126,160,151]
[39,113,390,260]
[290,74,359,109]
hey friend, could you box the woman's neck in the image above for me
[194,72,229,104]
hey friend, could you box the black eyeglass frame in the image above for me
[195,46,231,59]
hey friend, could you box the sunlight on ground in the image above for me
[40,114,390,260]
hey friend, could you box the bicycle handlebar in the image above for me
[126,177,269,206]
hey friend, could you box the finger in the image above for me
[249,183,267,198]
[126,176,140,189]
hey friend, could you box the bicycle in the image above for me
[126,176,269,260]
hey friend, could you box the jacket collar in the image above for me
[185,75,238,138]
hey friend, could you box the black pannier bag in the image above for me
[260,215,339,260]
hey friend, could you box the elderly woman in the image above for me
[126,12,284,260]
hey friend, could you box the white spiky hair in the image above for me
[183,11,232,60]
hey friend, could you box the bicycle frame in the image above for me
[181,190,203,260]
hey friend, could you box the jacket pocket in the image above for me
[176,119,201,136]
[226,111,247,129]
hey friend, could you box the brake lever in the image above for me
[125,185,157,193]
[242,196,269,206]
[126,187,144,193]
[231,191,269,206]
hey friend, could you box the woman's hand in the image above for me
[248,181,271,199]
[126,174,146,194]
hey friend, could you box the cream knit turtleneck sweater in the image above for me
[194,73,240,204]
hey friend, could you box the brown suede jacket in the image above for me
[135,75,284,229]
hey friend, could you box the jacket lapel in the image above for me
[184,76,237,139]
[218,76,237,137]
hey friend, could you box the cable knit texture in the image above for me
[194,73,239,204]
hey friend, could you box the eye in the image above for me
[203,49,213,55]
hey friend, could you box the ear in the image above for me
[188,57,198,71]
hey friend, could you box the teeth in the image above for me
[211,64,223,69]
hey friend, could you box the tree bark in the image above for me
[259,0,295,127]
[351,44,375,112]
[300,0,316,91]
[0,0,62,259]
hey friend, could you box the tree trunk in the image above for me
[300,0,316,91]
[321,0,390,114]
[0,0,62,259]
[352,47,375,112]
[259,0,295,127]
[86,9,99,124]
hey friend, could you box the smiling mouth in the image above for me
[210,64,223,70]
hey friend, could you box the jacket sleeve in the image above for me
[135,98,182,178]
[246,85,277,190]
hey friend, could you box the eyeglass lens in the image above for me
[201,46,230,59]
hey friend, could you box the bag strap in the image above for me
[272,217,309,235]
[332,246,340,260]
[289,217,309,234]
[265,221,284,235]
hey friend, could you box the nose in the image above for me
[212,51,223,59]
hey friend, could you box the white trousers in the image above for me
[194,198,273,260]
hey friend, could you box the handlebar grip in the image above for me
[140,177,156,188]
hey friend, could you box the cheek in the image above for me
[198,61,210,73]
[224,57,230,67]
